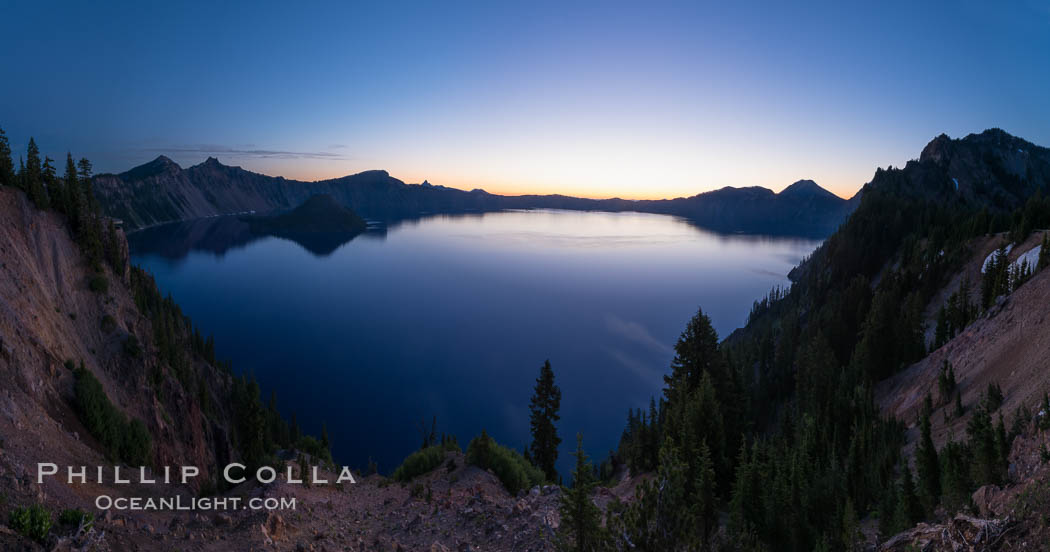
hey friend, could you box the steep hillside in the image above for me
[94,157,854,236]
[699,129,1050,550]
[0,186,237,481]
[0,183,621,552]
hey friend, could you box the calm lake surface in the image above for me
[129,209,820,475]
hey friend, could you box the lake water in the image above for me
[129,209,820,476]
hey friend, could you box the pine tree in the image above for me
[290,412,301,443]
[915,411,940,510]
[63,153,80,224]
[558,434,605,552]
[623,438,700,550]
[529,359,562,482]
[892,466,922,533]
[967,404,1001,486]
[24,138,48,207]
[665,307,724,397]
[42,156,59,207]
[77,157,96,211]
[0,126,14,187]
[841,498,861,551]
[933,306,948,349]
[693,440,718,544]
[1039,233,1049,271]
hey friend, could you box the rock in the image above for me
[261,511,285,543]
[430,542,451,552]
[213,513,232,526]
[971,484,1001,517]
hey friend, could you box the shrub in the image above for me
[9,503,52,543]
[72,364,153,465]
[58,508,93,530]
[392,446,448,482]
[100,314,117,333]
[123,334,141,357]
[88,274,108,294]
[295,435,333,465]
[466,430,544,495]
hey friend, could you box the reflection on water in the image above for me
[130,209,820,476]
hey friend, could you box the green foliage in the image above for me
[939,438,972,514]
[123,334,142,357]
[9,503,52,543]
[557,434,607,552]
[616,397,662,474]
[100,314,117,333]
[1039,233,1049,271]
[937,361,957,404]
[1041,393,1050,431]
[618,437,706,550]
[295,435,333,465]
[981,245,1012,309]
[529,359,562,482]
[465,430,544,495]
[916,412,940,512]
[984,381,1004,411]
[933,279,976,349]
[392,445,455,482]
[0,126,14,187]
[57,508,93,530]
[88,273,108,294]
[891,467,922,535]
[23,138,49,208]
[966,402,1007,486]
[73,363,153,465]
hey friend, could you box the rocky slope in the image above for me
[0,185,639,551]
[872,230,1050,550]
[94,157,855,237]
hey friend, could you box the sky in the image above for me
[1,1,1048,200]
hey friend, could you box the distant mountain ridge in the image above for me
[94,155,857,237]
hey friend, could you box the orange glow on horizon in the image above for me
[236,162,858,201]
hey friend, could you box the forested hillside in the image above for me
[608,129,1050,551]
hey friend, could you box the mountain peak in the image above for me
[119,155,181,180]
[779,179,838,200]
[919,133,954,164]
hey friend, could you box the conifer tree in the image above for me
[290,412,301,443]
[42,155,59,207]
[915,411,940,510]
[77,157,95,210]
[24,138,48,207]
[558,433,605,552]
[665,307,724,397]
[693,439,718,544]
[1039,233,1049,271]
[529,359,562,482]
[0,126,14,187]
[841,498,862,551]
[892,467,922,533]
[63,153,80,224]
[623,437,699,550]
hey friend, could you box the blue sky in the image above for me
[1,0,1048,198]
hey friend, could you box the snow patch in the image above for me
[981,244,1014,273]
[1011,245,1041,272]
[952,177,959,191]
